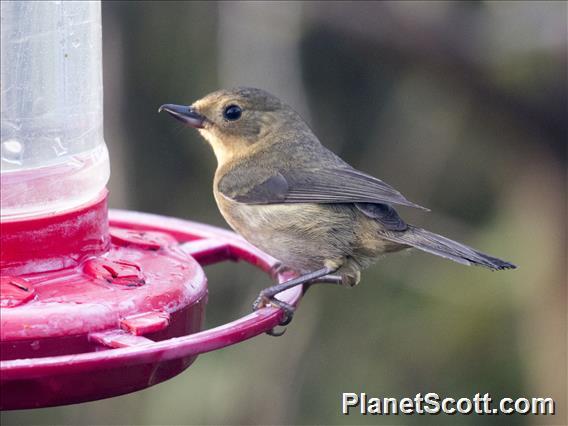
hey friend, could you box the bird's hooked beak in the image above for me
[158,104,206,129]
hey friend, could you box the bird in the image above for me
[159,87,516,335]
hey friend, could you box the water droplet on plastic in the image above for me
[1,140,24,165]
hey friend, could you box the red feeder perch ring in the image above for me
[0,197,301,410]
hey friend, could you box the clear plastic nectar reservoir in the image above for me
[1,1,109,219]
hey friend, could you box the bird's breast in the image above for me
[214,190,307,244]
[212,188,387,272]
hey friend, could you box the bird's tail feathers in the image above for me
[381,225,516,271]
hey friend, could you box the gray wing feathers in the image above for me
[225,167,428,210]
[355,202,408,231]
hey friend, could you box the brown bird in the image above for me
[160,87,515,335]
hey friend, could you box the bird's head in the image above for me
[160,87,304,165]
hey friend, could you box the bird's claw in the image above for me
[252,267,336,337]
[252,294,270,311]
[266,327,287,337]
[268,262,283,281]
[252,293,295,337]
[268,262,294,281]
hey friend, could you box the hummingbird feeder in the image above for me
[0,1,300,410]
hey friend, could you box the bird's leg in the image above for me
[302,274,343,295]
[254,266,336,336]
[303,270,360,294]
[254,266,335,309]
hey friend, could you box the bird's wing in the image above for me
[355,202,408,231]
[218,165,428,211]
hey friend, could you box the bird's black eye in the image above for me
[223,104,242,121]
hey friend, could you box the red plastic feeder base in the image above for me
[0,196,301,410]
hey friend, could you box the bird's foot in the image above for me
[253,293,295,337]
[268,262,294,281]
[252,266,336,337]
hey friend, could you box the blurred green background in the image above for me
[3,1,566,425]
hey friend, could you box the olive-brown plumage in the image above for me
[160,87,515,329]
